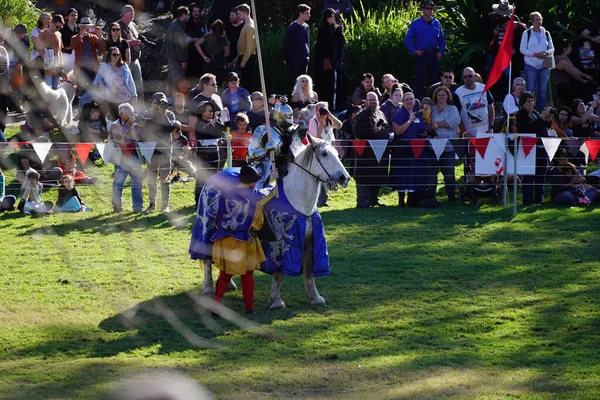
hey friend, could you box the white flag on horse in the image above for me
[428,138,448,160]
[368,139,389,163]
[31,142,53,163]
[541,138,562,161]
[137,141,156,163]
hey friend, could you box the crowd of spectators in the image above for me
[1,0,600,216]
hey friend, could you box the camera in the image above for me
[319,107,328,116]
[138,35,157,49]
[547,107,558,117]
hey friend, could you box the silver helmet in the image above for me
[273,97,294,126]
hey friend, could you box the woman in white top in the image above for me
[307,101,341,207]
[519,11,554,111]
[503,77,526,132]
[31,12,51,61]
[307,101,341,143]
[93,47,137,120]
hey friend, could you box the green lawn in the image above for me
[1,126,599,399]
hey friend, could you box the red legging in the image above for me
[214,270,254,312]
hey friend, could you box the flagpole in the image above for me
[503,61,512,208]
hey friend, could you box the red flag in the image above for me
[410,139,427,159]
[585,140,600,161]
[469,137,491,159]
[352,140,368,157]
[483,9,516,94]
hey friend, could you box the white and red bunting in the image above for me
[428,138,448,160]
[31,142,53,163]
[540,138,562,161]
[368,140,389,163]
[137,141,157,163]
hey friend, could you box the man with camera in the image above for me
[110,102,143,213]
[352,92,389,208]
[70,17,105,111]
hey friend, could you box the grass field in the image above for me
[1,127,600,399]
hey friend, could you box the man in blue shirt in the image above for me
[405,0,446,100]
[283,4,311,97]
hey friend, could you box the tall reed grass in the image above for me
[342,0,421,89]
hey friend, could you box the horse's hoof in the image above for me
[269,300,286,309]
[201,286,215,296]
[226,280,237,292]
[310,296,327,306]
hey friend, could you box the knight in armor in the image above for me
[247,97,294,188]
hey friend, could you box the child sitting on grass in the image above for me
[231,113,253,167]
[18,168,53,216]
[55,175,89,212]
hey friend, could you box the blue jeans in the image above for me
[437,150,456,200]
[44,74,60,90]
[525,64,549,110]
[112,159,143,212]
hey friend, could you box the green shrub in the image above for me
[0,0,40,33]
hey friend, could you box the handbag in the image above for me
[323,58,333,72]
[542,55,555,69]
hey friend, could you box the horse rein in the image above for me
[291,145,336,185]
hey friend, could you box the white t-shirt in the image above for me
[31,27,42,60]
[454,83,492,136]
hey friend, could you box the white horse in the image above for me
[199,133,350,308]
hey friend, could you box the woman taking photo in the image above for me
[503,77,526,132]
[515,91,552,204]
[105,22,130,65]
[93,47,137,119]
[519,11,554,110]
[553,39,595,107]
[570,98,600,139]
[194,19,229,86]
[429,86,461,202]
[314,8,345,111]
[290,74,318,118]
[390,91,431,207]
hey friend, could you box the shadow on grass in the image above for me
[14,205,199,237]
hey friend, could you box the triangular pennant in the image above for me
[521,136,538,158]
[540,138,562,161]
[492,135,507,153]
[449,138,469,160]
[584,139,600,161]
[96,142,106,160]
[410,139,427,159]
[31,142,53,163]
[506,137,518,156]
[469,137,491,159]
[137,141,157,164]
[332,140,345,160]
[352,140,368,157]
[368,139,389,164]
[74,143,95,165]
[428,138,448,160]
[565,139,583,158]
[580,141,589,164]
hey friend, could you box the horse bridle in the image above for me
[291,144,337,185]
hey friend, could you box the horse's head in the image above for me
[302,134,351,190]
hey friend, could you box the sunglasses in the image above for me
[111,28,120,31]
[464,74,473,78]
[442,75,453,79]
[111,53,120,57]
